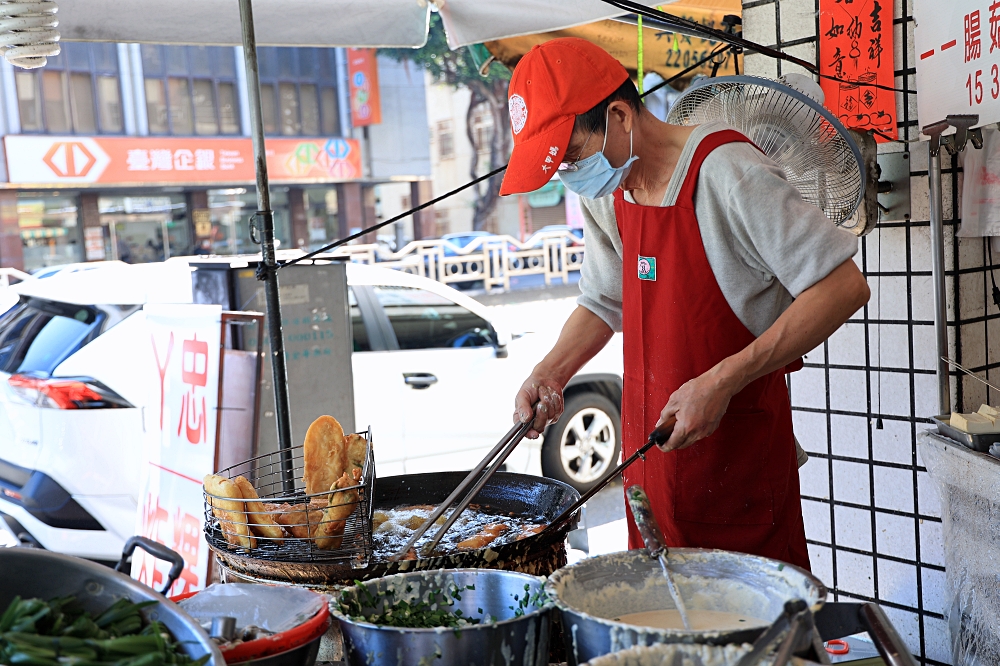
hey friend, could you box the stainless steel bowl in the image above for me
[0,548,224,666]
[333,568,552,666]
[544,548,826,665]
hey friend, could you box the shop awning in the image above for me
[56,0,673,49]
[484,0,743,80]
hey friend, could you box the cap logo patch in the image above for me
[509,94,528,135]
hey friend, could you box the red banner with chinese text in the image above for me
[818,0,897,140]
[347,48,382,127]
[132,304,222,596]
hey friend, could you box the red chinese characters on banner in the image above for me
[819,0,897,140]
[177,335,208,444]
[136,492,202,595]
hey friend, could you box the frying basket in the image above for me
[204,429,375,567]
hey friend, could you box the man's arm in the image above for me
[657,258,870,451]
[514,305,615,438]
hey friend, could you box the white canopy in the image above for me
[56,0,671,49]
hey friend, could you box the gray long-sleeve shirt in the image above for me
[576,120,859,337]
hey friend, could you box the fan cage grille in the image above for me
[667,80,863,227]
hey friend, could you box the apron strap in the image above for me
[675,129,756,207]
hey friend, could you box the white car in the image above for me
[0,259,623,561]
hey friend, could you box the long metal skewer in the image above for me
[390,417,533,561]
[543,416,677,536]
[941,356,1000,395]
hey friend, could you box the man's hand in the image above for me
[514,369,565,439]
[656,366,740,452]
[510,306,615,440]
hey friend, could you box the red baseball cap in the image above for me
[499,38,629,196]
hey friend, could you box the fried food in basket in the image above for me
[233,476,284,542]
[204,474,256,549]
[272,502,325,539]
[303,415,347,495]
[345,433,367,481]
[303,416,369,495]
[315,472,361,550]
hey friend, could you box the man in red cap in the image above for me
[506,38,870,569]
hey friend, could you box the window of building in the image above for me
[14,43,122,134]
[207,188,290,255]
[17,193,82,272]
[437,121,455,160]
[257,47,341,136]
[141,45,241,136]
[471,108,494,155]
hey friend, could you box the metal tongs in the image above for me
[734,599,829,666]
[390,416,534,561]
[542,415,677,535]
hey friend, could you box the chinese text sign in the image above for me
[132,304,222,596]
[347,49,382,127]
[914,0,1000,132]
[4,136,362,186]
[819,0,897,140]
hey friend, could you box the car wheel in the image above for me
[542,392,621,493]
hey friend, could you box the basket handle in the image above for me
[115,536,185,595]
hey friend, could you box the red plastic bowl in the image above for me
[171,588,330,664]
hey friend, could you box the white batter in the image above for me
[613,609,767,632]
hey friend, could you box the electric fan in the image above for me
[666,74,866,230]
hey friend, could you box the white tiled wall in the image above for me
[739,0,1000,663]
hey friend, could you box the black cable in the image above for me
[280,165,508,269]
[876,231,883,430]
[598,0,817,73]
[817,72,916,95]
[642,44,730,96]
[989,238,1000,309]
[280,43,731,270]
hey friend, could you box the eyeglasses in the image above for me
[557,125,597,172]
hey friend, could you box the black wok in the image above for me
[211,471,581,588]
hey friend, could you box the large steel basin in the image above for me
[333,568,551,666]
[544,548,826,665]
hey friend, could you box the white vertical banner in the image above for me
[132,303,221,596]
[914,0,1000,132]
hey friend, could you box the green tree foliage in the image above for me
[382,14,512,232]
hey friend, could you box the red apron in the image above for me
[616,129,810,570]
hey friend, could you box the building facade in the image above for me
[0,44,430,272]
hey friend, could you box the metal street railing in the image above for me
[319,230,584,290]
[0,268,32,287]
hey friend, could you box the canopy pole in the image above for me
[238,0,295,491]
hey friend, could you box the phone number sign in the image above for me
[915,0,1000,132]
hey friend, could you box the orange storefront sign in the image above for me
[4,135,363,186]
[347,48,382,127]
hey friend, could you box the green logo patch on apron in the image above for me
[637,255,656,281]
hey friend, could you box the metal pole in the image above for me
[927,141,951,415]
[237,0,295,491]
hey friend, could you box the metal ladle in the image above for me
[625,484,691,631]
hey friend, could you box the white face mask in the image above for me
[557,108,638,199]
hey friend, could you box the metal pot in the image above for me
[544,548,826,665]
[333,568,551,666]
[0,544,224,666]
[213,471,580,589]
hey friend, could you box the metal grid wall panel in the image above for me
[741,0,1000,663]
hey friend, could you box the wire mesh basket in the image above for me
[204,429,375,568]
